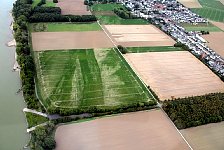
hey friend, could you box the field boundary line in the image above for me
[160,108,193,150]
[97,21,157,102]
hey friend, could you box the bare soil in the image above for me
[104,25,175,47]
[210,21,224,31]
[56,0,91,15]
[32,31,113,51]
[177,0,202,8]
[202,32,224,58]
[181,122,224,150]
[55,109,191,150]
[124,51,224,101]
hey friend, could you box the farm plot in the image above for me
[124,51,224,101]
[191,0,224,22]
[55,109,191,150]
[29,22,102,32]
[104,25,175,47]
[181,122,224,150]
[56,0,91,15]
[31,31,113,51]
[177,0,202,8]
[210,21,224,31]
[180,22,222,32]
[202,32,224,58]
[35,48,153,110]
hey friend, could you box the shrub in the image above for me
[53,0,58,3]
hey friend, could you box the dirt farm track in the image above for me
[55,110,191,150]
[32,31,113,51]
[125,51,224,100]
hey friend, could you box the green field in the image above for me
[29,22,102,32]
[25,112,48,128]
[91,3,125,11]
[180,22,222,31]
[192,0,224,22]
[34,48,155,110]
[32,0,56,8]
[126,46,184,53]
[91,4,148,25]
[96,15,148,25]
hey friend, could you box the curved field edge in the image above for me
[34,48,156,115]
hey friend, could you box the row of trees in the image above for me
[114,7,136,19]
[29,13,97,22]
[48,101,157,116]
[13,0,44,111]
[162,93,224,129]
[32,6,61,14]
[13,0,55,149]
[84,0,117,6]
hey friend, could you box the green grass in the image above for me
[29,22,102,32]
[191,0,224,22]
[96,15,148,25]
[43,1,56,7]
[34,48,155,110]
[25,112,48,128]
[32,0,56,8]
[125,46,184,53]
[180,23,222,32]
[91,3,125,11]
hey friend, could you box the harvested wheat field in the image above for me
[32,31,113,51]
[104,25,175,47]
[177,0,202,8]
[55,109,191,150]
[202,32,224,58]
[56,0,91,15]
[125,51,224,100]
[181,122,224,150]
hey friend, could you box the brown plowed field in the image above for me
[202,32,224,58]
[177,0,202,8]
[181,122,224,150]
[124,51,224,100]
[210,21,224,31]
[56,0,91,15]
[104,25,175,47]
[55,109,191,150]
[32,31,113,51]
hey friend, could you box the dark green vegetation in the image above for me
[91,4,148,25]
[34,49,156,115]
[125,46,184,53]
[163,93,224,129]
[192,0,224,22]
[29,22,102,32]
[30,123,56,150]
[25,112,48,128]
[180,23,222,32]
[13,0,44,111]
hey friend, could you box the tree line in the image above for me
[162,93,224,129]
[114,7,136,19]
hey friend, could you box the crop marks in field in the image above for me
[35,48,153,109]
[192,0,224,22]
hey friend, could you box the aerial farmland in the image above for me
[11,0,224,149]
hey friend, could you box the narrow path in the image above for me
[27,122,48,133]
[23,108,48,117]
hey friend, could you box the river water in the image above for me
[0,0,29,150]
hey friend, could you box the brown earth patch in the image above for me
[55,109,191,150]
[177,0,202,8]
[104,25,175,47]
[181,122,224,150]
[32,31,113,51]
[124,51,224,101]
[210,21,224,31]
[56,0,91,15]
[202,32,224,58]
